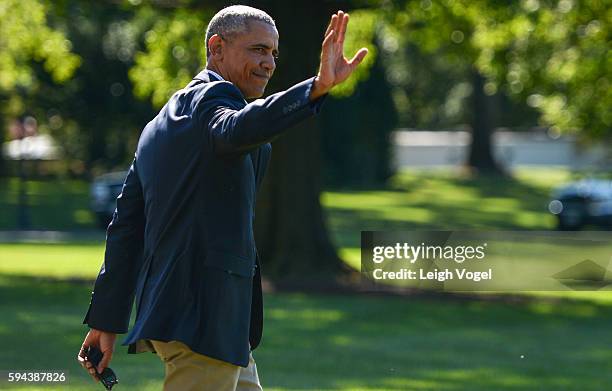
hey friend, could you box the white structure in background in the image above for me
[392,129,610,170]
[2,134,60,160]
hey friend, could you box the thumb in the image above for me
[78,331,96,363]
[348,48,368,68]
[97,348,113,373]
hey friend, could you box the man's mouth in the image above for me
[252,72,269,81]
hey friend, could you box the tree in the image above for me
[46,2,157,174]
[320,55,398,187]
[0,0,80,174]
[377,0,610,172]
[320,11,398,187]
[473,0,611,139]
[377,1,510,173]
[250,2,378,278]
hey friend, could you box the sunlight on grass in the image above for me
[2,167,610,309]
[339,247,361,270]
[323,167,564,253]
[0,243,105,279]
[519,290,612,305]
[327,168,612,307]
[513,166,573,188]
[338,244,612,304]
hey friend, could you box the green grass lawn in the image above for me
[0,166,590,285]
[0,242,105,279]
[1,274,612,390]
[0,166,571,232]
[2,167,612,390]
[323,167,572,261]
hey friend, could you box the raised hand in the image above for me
[311,10,369,100]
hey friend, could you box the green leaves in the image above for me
[0,0,80,92]
[381,0,611,138]
[330,10,378,98]
[129,9,210,108]
[477,0,611,137]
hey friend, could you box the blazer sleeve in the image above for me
[83,157,146,333]
[200,77,326,155]
[250,143,272,193]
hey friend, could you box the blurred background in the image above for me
[0,0,610,390]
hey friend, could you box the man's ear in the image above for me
[208,34,224,60]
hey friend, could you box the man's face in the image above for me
[219,21,279,99]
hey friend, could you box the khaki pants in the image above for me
[150,340,263,391]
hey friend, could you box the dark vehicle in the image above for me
[549,179,612,230]
[90,171,127,229]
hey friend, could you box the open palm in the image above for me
[317,11,368,90]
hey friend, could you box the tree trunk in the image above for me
[466,68,504,174]
[251,1,346,279]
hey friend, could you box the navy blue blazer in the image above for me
[83,70,324,367]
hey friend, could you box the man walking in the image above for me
[77,5,367,390]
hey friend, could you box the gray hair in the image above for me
[205,5,276,58]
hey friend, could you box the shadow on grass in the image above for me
[324,171,559,249]
[260,292,612,390]
[2,274,612,390]
[0,274,163,390]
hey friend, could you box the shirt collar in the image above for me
[206,69,224,81]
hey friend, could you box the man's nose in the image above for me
[261,55,275,73]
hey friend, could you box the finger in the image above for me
[335,10,342,30]
[77,355,87,368]
[335,11,344,39]
[338,12,349,44]
[324,14,335,37]
[78,353,93,370]
[85,358,99,382]
[77,337,91,366]
[77,347,87,364]
[78,344,87,357]
[327,14,338,38]
[97,348,113,373]
[322,29,335,48]
[79,338,91,357]
[348,48,369,68]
